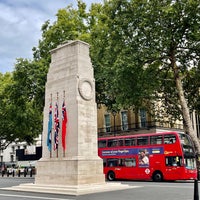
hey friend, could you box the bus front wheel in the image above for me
[107,171,115,181]
[152,171,163,182]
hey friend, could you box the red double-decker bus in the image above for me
[98,131,197,181]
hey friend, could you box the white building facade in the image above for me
[0,135,42,168]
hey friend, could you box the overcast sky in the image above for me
[0,0,102,74]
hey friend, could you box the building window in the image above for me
[195,113,200,138]
[121,111,128,131]
[12,146,15,153]
[10,155,14,162]
[104,114,111,132]
[140,109,147,128]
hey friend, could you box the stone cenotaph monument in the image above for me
[35,40,105,186]
[6,40,133,195]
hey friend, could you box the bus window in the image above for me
[164,134,176,144]
[166,156,182,167]
[107,159,118,167]
[108,139,118,147]
[98,140,107,148]
[103,159,106,167]
[184,157,196,169]
[182,145,194,153]
[125,138,135,146]
[137,136,149,146]
[150,135,162,145]
[124,158,136,167]
[118,159,125,166]
[179,133,193,146]
[118,139,124,146]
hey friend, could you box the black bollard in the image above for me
[194,179,199,200]
[30,169,32,177]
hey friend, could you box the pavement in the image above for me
[2,177,141,195]
[0,176,198,200]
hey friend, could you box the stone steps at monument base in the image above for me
[1,182,141,195]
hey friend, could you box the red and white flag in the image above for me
[62,100,68,150]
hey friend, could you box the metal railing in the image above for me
[98,121,184,137]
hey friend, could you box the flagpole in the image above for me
[50,94,52,158]
[50,125,52,158]
[56,92,59,158]
[63,144,65,157]
[63,90,66,158]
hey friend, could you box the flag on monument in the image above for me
[62,100,68,150]
[54,102,60,150]
[47,103,52,151]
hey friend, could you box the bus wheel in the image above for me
[107,171,115,181]
[152,171,163,182]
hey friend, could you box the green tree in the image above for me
[2,0,199,154]
[184,66,200,114]
[33,1,89,62]
[90,1,160,111]
[0,72,14,149]
[9,58,46,144]
[90,0,200,153]
[0,59,46,148]
[0,1,91,147]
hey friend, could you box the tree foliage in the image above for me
[0,59,46,149]
[0,0,200,153]
[0,1,91,147]
[0,72,13,149]
[91,0,200,108]
[32,1,89,62]
[90,0,200,152]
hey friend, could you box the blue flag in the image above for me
[47,103,52,151]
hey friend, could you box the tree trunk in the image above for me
[175,76,200,154]
[172,58,200,155]
[175,75,200,180]
[169,44,200,155]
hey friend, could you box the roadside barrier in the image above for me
[194,179,199,200]
[1,169,34,178]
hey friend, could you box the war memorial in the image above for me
[5,40,133,195]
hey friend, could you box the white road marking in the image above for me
[0,193,74,200]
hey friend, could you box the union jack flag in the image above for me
[54,102,60,150]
